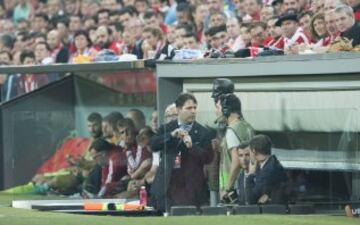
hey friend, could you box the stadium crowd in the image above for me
[1,0,360,100]
[0,0,359,66]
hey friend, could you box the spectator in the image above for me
[70,30,98,63]
[226,17,245,52]
[243,0,263,21]
[141,26,175,59]
[272,0,285,15]
[121,29,136,54]
[208,0,232,17]
[239,23,252,47]
[96,9,110,26]
[298,11,314,42]
[174,24,193,49]
[266,17,284,49]
[324,9,340,40]
[260,5,275,21]
[0,34,15,52]
[183,32,199,49]
[324,0,343,12]
[13,0,33,23]
[17,50,49,95]
[69,15,82,37]
[143,10,168,33]
[101,0,122,10]
[310,13,332,46]
[16,18,30,32]
[209,12,227,28]
[80,0,100,17]
[95,25,122,55]
[335,4,360,47]
[283,0,301,13]
[310,0,325,13]
[191,4,209,43]
[150,93,213,212]
[208,25,229,51]
[47,0,64,25]
[134,0,149,20]
[34,41,53,65]
[275,9,309,51]
[0,51,17,101]
[346,0,360,22]
[47,29,70,63]
[32,13,49,33]
[245,134,288,204]
[64,0,80,16]
[119,7,136,28]
[232,0,247,17]
[249,21,268,47]
[176,2,192,25]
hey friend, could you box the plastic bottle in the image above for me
[139,186,148,206]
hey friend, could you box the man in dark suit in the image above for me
[235,142,251,205]
[245,134,288,205]
[150,93,213,212]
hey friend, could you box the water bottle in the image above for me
[139,186,148,206]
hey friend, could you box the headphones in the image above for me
[221,94,241,118]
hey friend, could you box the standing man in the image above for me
[150,93,213,212]
[216,93,254,201]
[209,78,235,205]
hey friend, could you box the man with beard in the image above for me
[95,25,121,55]
[87,112,103,139]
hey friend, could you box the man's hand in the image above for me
[258,194,270,204]
[183,134,192,148]
[171,128,188,138]
[248,160,257,175]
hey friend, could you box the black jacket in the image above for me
[245,155,288,204]
[341,22,360,47]
[149,120,213,211]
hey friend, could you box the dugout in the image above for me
[0,62,156,189]
[156,53,360,203]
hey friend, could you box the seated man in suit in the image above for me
[150,93,213,212]
[245,134,288,205]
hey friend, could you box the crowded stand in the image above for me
[0,0,359,66]
[1,0,360,100]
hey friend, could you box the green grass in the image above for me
[0,194,359,225]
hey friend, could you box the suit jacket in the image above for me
[150,120,213,211]
[245,155,288,204]
[236,171,248,205]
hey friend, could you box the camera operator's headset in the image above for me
[221,93,241,118]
